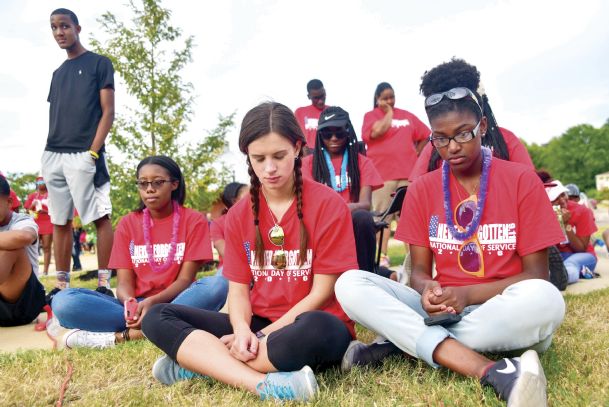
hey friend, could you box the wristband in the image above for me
[89,150,99,160]
[255,330,266,339]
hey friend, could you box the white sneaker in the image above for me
[63,329,116,349]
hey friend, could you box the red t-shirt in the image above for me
[24,192,53,235]
[109,206,213,298]
[395,158,564,287]
[210,214,226,267]
[222,178,358,337]
[559,200,597,256]
[301,153,384,204]
[409,127,534,182]
[361,107,430,181]
[294,104,326,148]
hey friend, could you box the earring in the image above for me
[294,156,299,161]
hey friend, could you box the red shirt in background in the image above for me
[24,192,53,235]
[396,158,564,287]
[294,105,326,148]
[223,178,358,337]
[559,200,597,256]
[109,206,213,298]
[210,214,226,267]
[301,153,383,204]
[409,127,534,182]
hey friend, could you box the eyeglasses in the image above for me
[135,179,174,190]
[429,121,481,148]
[319,127,349,140]
[424,87,482,113]
[454,195,484,277]
[268,224,287,269]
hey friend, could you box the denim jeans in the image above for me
[560,252,597,284]
[335,270,565,368]
[52,275,228,332]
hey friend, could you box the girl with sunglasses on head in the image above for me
[301,106,393,278]
[362,82,430,267]
[51,156,228,349]
[335,62,567,406]
[141,102,358,402]
[409,58,533,182]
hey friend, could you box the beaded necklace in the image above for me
[322,149,349,192]
[142,200,180,273]
[442,147,491,241]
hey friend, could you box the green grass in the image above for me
[2,287,608,405]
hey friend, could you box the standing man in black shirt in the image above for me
[42,8,115,293]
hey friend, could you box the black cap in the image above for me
[317,106,350,130]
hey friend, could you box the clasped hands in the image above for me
[421,281,468,315]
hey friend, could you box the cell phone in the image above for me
[124,298,139,322]
[424,313,462,327]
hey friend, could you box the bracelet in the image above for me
[255,330,266,339]
[89,150,99,160]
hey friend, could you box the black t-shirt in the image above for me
[46,51,114,152]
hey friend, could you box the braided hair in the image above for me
[135,155,186,212]
[239,102,309,267]
[419,58,509,172]
[312,106,362,203]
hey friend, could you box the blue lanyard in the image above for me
[323,149,349,192]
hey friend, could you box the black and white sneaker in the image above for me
[341,339,403,372]
[481,350,547,407]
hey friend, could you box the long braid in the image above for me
[247,161,265,268]
[312,130,331,185]
[480,94,509,160]
[293,153,308,266]
[346,122,361,203]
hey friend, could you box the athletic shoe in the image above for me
[62,329,116,349]
[341,339,403,372]
[548,245,568,291]
[152,355,206,385]
[480,350,547,407]
[256,365,318,402]
[379,254,391,268]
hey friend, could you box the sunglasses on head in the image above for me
[425,87,482,113]
[268,225,287,269]
[319,127,349,140]
[454,196,484,278]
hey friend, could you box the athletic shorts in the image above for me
[0,267,46,327]
[41,151,112,226]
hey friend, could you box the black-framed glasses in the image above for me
[429,121,481,148]
[135,179,174,190]
[319,127,349,140]
[424,87,482,113]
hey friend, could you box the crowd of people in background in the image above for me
[0,6,606,405]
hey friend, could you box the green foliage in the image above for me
[524,121,609,190]
[3,172,38,203]
[90,0,232,224]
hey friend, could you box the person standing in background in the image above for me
[25,177,54,275]
[294,79,328,153]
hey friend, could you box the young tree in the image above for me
[90,0,231,222]
[3,172,37,204]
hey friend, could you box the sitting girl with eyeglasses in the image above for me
[51,156,228,349]
[335,60,566,406]
[141,102,358,402]
[301,106,389,277]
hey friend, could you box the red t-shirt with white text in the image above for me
[409,127,533,182]
[24,192,53,235]
[361,107,430,181]
[294,105,326,148]
[222,178,358,337]
[301,153,384,203]
[396,158,564,287]
[559,200,597,256]
[109,206,213,298]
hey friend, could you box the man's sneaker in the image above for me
[62,329,116,349]
[480,350,547,407]
[152,355,206,385]
[341,339,403,372]
[256,365,318,402]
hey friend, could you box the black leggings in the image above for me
[352,210,393,279]
[142,304,352,372]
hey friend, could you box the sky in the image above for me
[1,0,608,182]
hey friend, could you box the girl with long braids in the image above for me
[52,156,228,349]
[141,102,358,402]
[336,62,566,405]
[301,106,388,277]
[409,58,533,182]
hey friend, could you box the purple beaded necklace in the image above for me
[142,200,180,273]
[442,147,491,241]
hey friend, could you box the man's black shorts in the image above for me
[0,268,45,327]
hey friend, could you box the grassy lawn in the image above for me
[1,280,608,405]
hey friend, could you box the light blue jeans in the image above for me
[52,275,228,332]
[560,252,597,284]
[335,270,565,368]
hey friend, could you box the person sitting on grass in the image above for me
[335,60,566,406]
[141,102,358,403]
[210,182,249,276]
[51,156,228,349]
[302,106,393,278]
[0,175,46,327]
